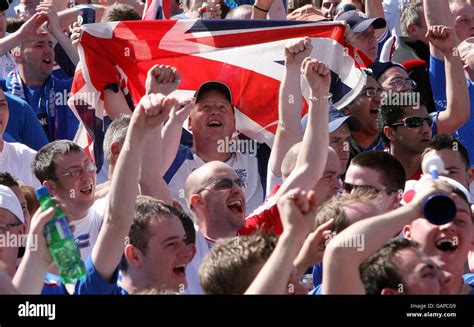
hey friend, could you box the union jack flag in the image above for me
[142,0,172,20]
[68,19,367,163]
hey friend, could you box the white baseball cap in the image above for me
[0,185,24,224]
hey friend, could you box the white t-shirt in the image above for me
[265,166,283,197]
[184,227,211,295]
[165,145,265,216]
[70,197,106,262]
[0,141,41,188]
[383,0,405,38]
[0,53,16,81]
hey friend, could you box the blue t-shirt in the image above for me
[463,273,474,294]
[4,74,79,141]
[5,92,48,150]
[3,132,15,142]
[41,273,68,295]
[308,284,323,295]
[312,262,323,288]
[429,55,474,166]
[74,256,128,295]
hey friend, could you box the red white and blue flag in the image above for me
[68,19,367,161]
[142,0,171,20]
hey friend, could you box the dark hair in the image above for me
[379,104,409,147]
[6,17,24,33]
[33,140,84,183]
[120,196,192,272]
[360,238,419,294]
[0,172,19,188]
[424,134,470,169]
[379,100,426,146]
[350,151,406,191]
[101,3,141,22]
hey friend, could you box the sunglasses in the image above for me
[390,115,433,129]
[342,182,398,195]
[197,177,247,194]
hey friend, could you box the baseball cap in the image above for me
[0,185,24,224]
[334,3,357,17]
[336,10,386,33]
[301,105,361,133]
[370,61,406,81]
[328,106,361,133]
[194,81,233,106]
[0,0,8,11]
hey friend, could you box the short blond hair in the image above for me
[315,190,381,233]
[199,232,277,294]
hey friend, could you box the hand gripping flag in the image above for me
[68,19,367,162]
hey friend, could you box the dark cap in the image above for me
[194,81,233,105]
[301,105,361,133]
[370,61,406,81]
[0,0,8,11]
[336,10,386,33]
[334,3,357,17]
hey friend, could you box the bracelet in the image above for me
[308,93,332,102]
[253,4,269,12]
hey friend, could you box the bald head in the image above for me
[184,161,238,206]
[281,143,337,181]
[281,143,301,180]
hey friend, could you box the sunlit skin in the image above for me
[450,2,474,42]
[330,123,351,172]
[404,194,473,294]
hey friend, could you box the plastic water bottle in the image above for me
[35,187,86,283]
[421,154,457,225]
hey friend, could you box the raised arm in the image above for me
[365,0,387,39]
[91,93,175,281]
[13,208,55,294]
[275,57,330,198]
[423,0,455,60]
[144,65,193,176]
[103,89,133,120]
[322,179,453,294]
[251,0,274,19]
[427,25,469,134]
[38,3,79,65]
[0,13,48,57]
[245,188,318,294]
[293,218,334,278]
[269,38,311,182]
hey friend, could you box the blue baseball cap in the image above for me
[301,106,361,133]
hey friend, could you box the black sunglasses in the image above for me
[197,177,247,193]
[390,116,433,129]
[342,182,398,195]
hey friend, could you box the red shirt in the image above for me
[239,185,283,236]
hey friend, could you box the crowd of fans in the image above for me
[0,0,473,295]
